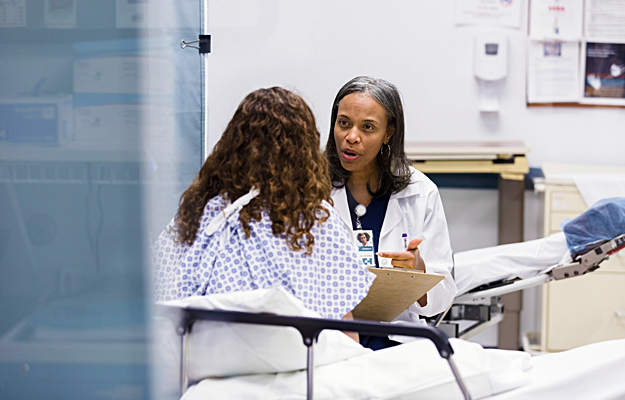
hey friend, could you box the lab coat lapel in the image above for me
[380,195,401,238]
[380,181,421,239]
[332,187,353,230]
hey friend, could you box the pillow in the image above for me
[155,287,370,382]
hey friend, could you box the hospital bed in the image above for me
[436,231,625,340]
[435,197,625,341]
[157,229,624,398]
[154,197,625,400]
[156,286,625,400]
[156,303,471,400]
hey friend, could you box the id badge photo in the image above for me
[353,229,375,267]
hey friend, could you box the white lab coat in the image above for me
[331,167,458,332]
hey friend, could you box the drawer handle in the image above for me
[616,311,625,318]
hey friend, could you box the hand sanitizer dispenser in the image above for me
[474,32,508,112]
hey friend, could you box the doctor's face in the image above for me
[333,93,391,177]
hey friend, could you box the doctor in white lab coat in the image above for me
[324,77,457,348]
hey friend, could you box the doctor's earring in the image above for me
[380,143,391,159]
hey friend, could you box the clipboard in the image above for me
[352,267,444,322]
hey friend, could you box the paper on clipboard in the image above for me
[352,267,444,322]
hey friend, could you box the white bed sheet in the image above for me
[156,289,531,399]
[182,338,625,400]
[489,338,625,400]
[182,338,531,400]
[453,232,570,296]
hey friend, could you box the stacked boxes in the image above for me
[72,39,175,153]
[0,95,74,145]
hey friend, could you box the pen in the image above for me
[403,236,424,251]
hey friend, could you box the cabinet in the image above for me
[540,183,625,352]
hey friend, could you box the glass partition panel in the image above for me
[0,1,202,399]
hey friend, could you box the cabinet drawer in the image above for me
[550,211,582,232]
[550,191,587,212]
[598,251,625,274]
[544,273,625,352]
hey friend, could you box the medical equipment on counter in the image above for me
[157,304,472,400]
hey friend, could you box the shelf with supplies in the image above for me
[0,142,186,186]
[0,141,144,164]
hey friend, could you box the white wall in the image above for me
[206,0,625,347]
[207,0,625,167]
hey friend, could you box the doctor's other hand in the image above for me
[377,238,425,272]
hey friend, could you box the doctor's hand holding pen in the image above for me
[377,238,426,272]
[378,238,427,307]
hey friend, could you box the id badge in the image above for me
[353,229,375,267]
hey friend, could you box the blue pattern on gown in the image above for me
[153,196,375,319]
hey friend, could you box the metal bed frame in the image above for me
[157,305,473,400]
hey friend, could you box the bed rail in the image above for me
[156,305,472,400]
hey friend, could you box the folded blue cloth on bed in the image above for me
[562,197,625,254]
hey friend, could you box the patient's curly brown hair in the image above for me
[175,87,332,255]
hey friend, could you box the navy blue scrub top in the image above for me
[345,187,391,268]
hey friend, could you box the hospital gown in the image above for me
[153,196,375,320]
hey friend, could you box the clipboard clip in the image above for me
[399,268,423,273]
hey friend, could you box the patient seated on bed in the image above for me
[153,87,375,341]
